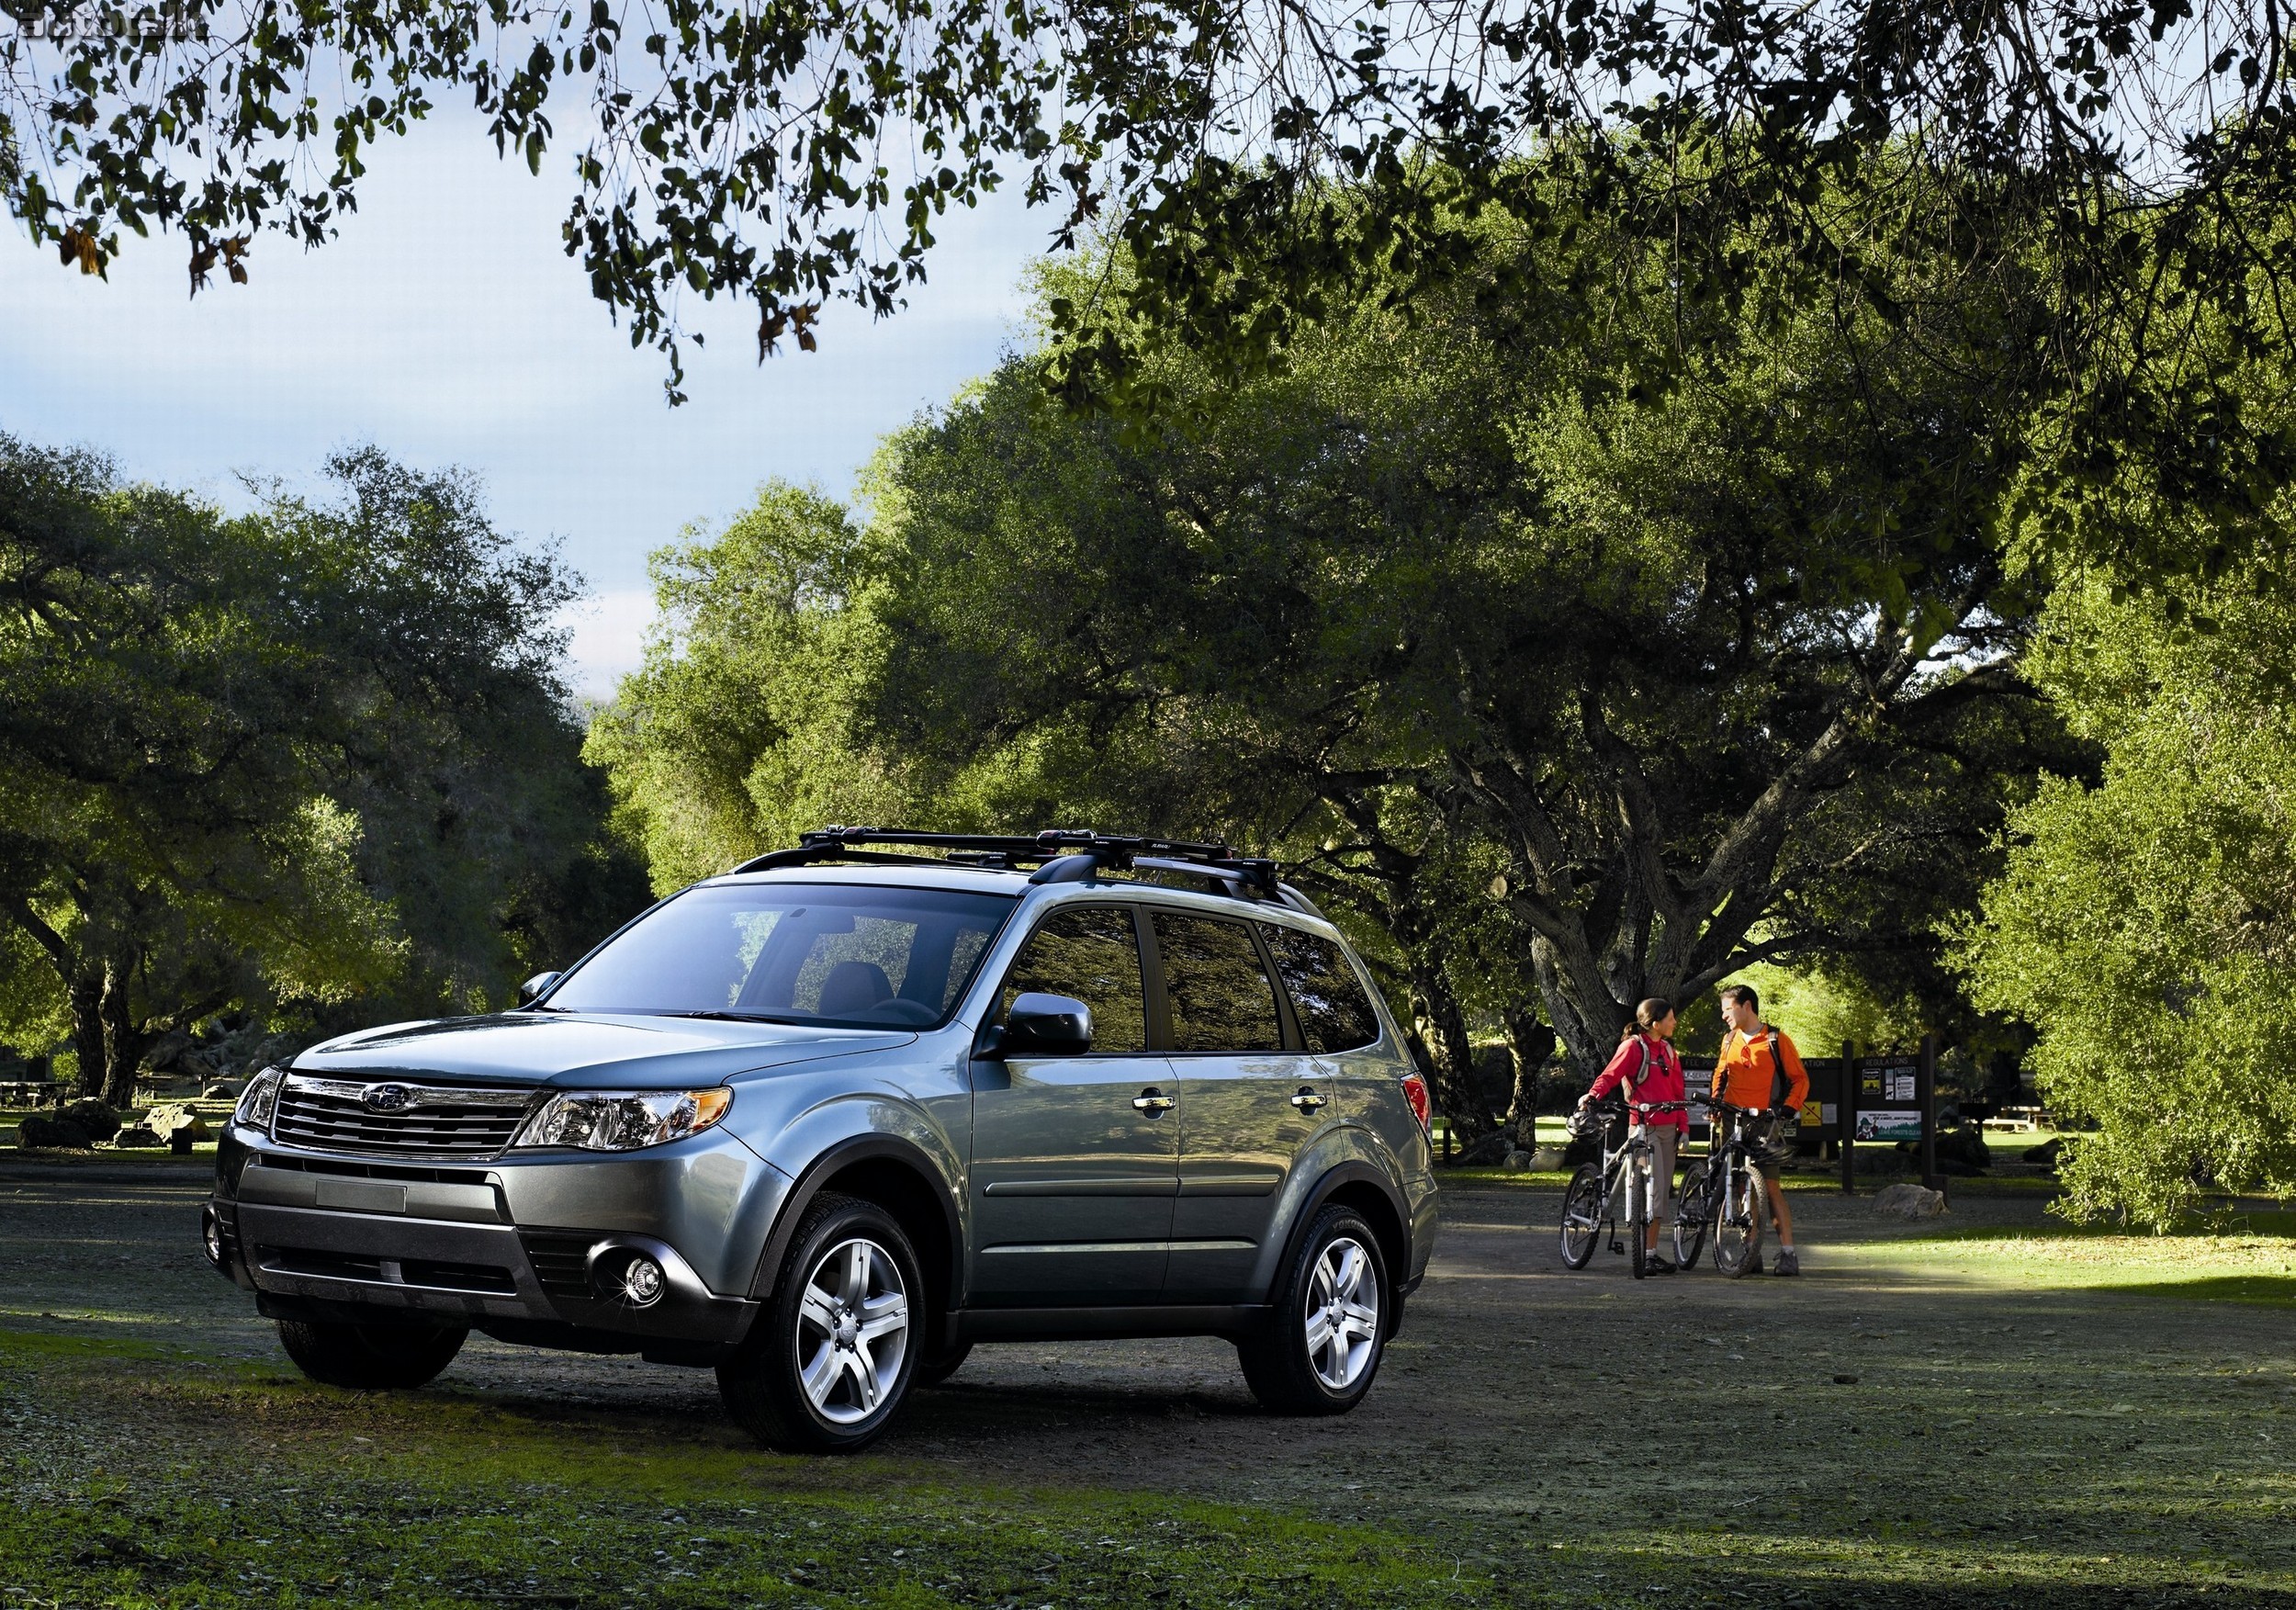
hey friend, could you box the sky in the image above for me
[0,111,1042,699]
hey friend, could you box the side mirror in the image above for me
[981,993,1093,1059]
[517,971,562,1007]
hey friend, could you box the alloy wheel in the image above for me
[794,1236,910,1424]
[1303,1235,1380,1390]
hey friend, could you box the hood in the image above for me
[292,1012,916,1090]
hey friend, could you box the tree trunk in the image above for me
[1409,963,1491,1142]
[1503,1005,1557,1143]
[70,971,107,1099]
[97,961,150,1109]
[1529,933,1630,1078]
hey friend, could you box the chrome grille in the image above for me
[271,1075,536,1158]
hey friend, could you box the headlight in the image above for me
[513,1088,733,1152]
[235,1067,284,1130]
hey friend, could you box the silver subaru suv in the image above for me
[202,829,1438,1451]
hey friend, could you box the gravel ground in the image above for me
[5,1170,2292,1601]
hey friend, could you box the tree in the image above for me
[860,202,2068,1083]
[0,434,641,1102]
[584,483,912,894]
[10,2,2296,585]
[1958,564,2296,1224]
[585,201,2070,1147]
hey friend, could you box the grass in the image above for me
[0,1328,1516,1610]
[13,1203,2296,1598]
[12,1193,2296,1606]
[1846,1219,2296,1305]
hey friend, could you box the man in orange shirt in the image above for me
[1715,984,1809,1276]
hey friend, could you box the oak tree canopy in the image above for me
[9,0,2296,583]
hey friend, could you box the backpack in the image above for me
[1763,1028,1790,1110]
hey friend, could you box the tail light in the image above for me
[1401,1073,1432,1135]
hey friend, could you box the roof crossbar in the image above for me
[729,826,1289,902]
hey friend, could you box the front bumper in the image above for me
[208,1122,788,1347]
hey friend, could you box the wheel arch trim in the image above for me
[1266,1158,1412,1310]
[747,1133,964,1312]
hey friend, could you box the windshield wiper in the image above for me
[657,1009,796,1024]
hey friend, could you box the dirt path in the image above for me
[6,1172,2291,1600]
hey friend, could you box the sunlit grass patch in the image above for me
[1840,1222,2296,1304]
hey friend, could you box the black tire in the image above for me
[1626,1148,1649,1278]
[1236,1205,1390,1416]
[1712,1156,1768,1278]
[1559,1165,1604,1269]
[1672,1160,1712,1269]
[276,1320,466,1389]
[716,1193,923,1453]
[913,1341,973,1388]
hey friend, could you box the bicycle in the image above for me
[1671,1097,1779,1277]
[1558,1099,1689,1279]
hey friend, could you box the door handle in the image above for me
[1132,1089,1176,1112]
[1289,1086,1327,1111]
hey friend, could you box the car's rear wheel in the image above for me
[717,1193,920,1453]
[1236,1205,1389,1415]
[276,1319,466,1389]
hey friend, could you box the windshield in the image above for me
[542,883,1019,1029]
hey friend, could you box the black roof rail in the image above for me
[727,826,1318,911]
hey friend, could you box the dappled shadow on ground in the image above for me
[6,1173,2292,1603]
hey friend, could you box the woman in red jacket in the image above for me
[1578,997,1687,1274]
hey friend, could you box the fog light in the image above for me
[200,1205,226,1267]
[617,1255,665,1307]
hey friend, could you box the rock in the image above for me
[1528,1146,1569,1171]
[1870,1182,1948,1219]
[56,1098,121,1143]
[142,1104,211,1144]
[2022,1137,2063,1167]
[1452,1131,1514,1168]
[201,1081,242,1100]
[106,1126,166,1149]
[17,1113,96,1150]
[1935,1123,1992,1170]
[1503,1149,1534,1172]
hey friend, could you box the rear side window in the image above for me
[1152,912,1283,1053]
[999,906,1148,1054]
[1259,925,1381,1053]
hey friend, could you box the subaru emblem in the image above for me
[361,1083,413,1114]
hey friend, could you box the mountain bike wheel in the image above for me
[1672,1159,1711,1268]
[1626,1152,1648,1278]
[1559,1165,1604,1269]
[1711,1156,1767,1278]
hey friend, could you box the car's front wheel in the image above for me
[1236,1205,1389,1415]
[276,1319,466,1389]
[717,1193,921,1453]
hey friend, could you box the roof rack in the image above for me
[730,827,1322,915]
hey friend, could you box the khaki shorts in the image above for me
[1628,1125,1678,1226]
